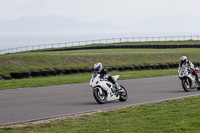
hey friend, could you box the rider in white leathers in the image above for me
[178,56,200,83]
[93,63,124,93]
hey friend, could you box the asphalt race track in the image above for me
[1,75,200,126]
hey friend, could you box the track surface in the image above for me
[1,75,200,126]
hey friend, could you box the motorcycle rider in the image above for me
[178,56,200,83]
[93,62,124,93]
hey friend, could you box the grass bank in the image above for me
[0,48,200,76]
[1,96,200,132]
[0,69,178,90]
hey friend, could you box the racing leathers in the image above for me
[95,68,122,92]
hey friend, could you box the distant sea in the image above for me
[0,32,199,50]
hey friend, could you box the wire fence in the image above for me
[0,35,199,55]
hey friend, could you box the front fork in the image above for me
[94,87,103,95]
[186,78,190,86]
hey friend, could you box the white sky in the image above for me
[0,0,200,26]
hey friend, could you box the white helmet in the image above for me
[94,63,103,73]
[180,56,187,63]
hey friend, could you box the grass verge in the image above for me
[0,69,178,90]
[1,96,200,132]
[1,48,200,75]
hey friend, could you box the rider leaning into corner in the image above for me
[178,56,200,83]
[93,62,124,93]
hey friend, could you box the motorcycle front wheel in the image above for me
[182,78,191,92]
[93,88,107,104]
[119,85,128,102]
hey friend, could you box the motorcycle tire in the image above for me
[93,88,107,104]
[182,78,191,92]
[119,85,128,102]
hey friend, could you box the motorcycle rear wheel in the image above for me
[119,85,128,101]
[182,78,191,92]
[93,88,107,104]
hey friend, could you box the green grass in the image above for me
[1,96,200,133]
[0,69,178,90]
[1,48,200,76]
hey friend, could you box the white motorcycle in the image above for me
[89,73,128,104]
[178,67,200,92]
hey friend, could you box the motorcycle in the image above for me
[89,73,128,104]
[178,67,200,92]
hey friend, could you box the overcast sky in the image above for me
[0,0,200,26]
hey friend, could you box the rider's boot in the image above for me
[115,82,124,93]
[196,75,200,83]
